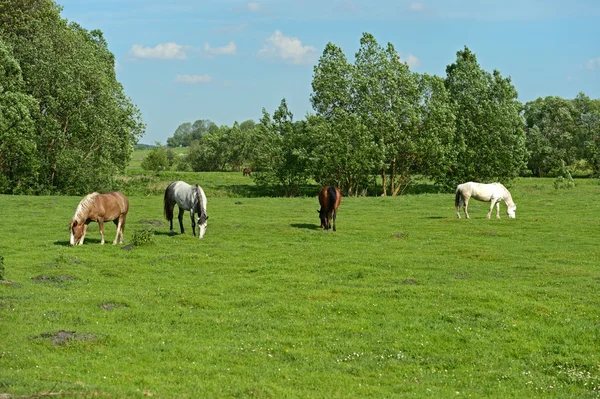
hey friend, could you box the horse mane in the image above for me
[72,192,100,223]
[195,184,207,224]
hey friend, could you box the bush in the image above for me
[141,147,169,172]
[131,227,156,246]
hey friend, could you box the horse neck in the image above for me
[73,193,97,222]
[502,189,514,206]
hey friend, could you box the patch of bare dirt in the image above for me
[36,330,97,345]
[100,302,127,311]
[31,275,74,284]
[140,218,164,227]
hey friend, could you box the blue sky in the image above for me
[58,0,600,144]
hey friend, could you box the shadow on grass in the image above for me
[54,238,102,246]
[154,231,180,236]
[290,223,320,230]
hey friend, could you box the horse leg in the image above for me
[332,209,337,232]
[495,201,501,219]
[120,215,127,243]
[168,205,175,232]
[456,197,463,219]
[98,219,105,244]
[113,216,125,245]
[178,208,185,234]
[487,201,496,219]
[79,224,89,245]
[464,198,470,219]
[190,211,196,237]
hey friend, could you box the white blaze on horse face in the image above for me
[70,229,75,246]
[198,223,206,239]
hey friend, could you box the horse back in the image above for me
[101,192,129,217]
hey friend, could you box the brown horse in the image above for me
[318,185,342,231]
[243,167,252,176]
[69,192,129,246]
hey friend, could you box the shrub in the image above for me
[131,227,156,246]
[141,147,169,172]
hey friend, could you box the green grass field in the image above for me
[1,177,599,398]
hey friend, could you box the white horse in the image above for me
[455,182,516,219]
[163,181,208,238]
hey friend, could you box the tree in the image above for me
[311,33,456,195]
[251,100,312,195]
[0,39,39,193]
[572,93,600,175]
[141,145,169,172]
[523,97,579,176]
[166,122,193,147]
[442,47,526,188]
[0,0,144,194]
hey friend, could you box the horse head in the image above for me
[69,220,84,246]
[507,204,517,219]
[317,209,329,229]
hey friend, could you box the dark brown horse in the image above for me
[69,192,129,246]
[243,167,252,176]
[318,185,342,231]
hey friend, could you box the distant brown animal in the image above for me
[317,185,342,231]
[243,168,252,176]
[69,192,129,246]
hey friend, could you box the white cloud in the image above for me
[248,2,260,12]
[204,41,237,57]
[258,30,317,65]
[405,53,421,68]
[586,57,600,70]
[130,43,188,60]
[174,74,212,84]
[409,2,425,11]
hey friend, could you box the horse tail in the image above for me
[327,185,337,213]
[164,182,175,220]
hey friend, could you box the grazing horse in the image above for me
[163,181,208,238]
[318,185,342,231]
[455,182,517,219]
[69,192,129,246]
[243,167,252,176]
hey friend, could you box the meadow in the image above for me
[1,174,599,398]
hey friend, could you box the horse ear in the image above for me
[71,221,77,228]
[316,210,320,214]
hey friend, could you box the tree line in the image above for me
[0,0,144,195]
[151,34,599,196]
[2,0,598,196]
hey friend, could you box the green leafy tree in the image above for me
[141,145,169,172]
[0,0,144,194]
[443,47,526,188]
[523,96,579,176]
[0,39,39,193]
[572,93,600,175]
[166,122,193,147]
[251,100,312,196]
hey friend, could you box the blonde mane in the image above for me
[72,192,100,223]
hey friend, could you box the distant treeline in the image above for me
[2,0,598,196]
[150,35,599,196]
